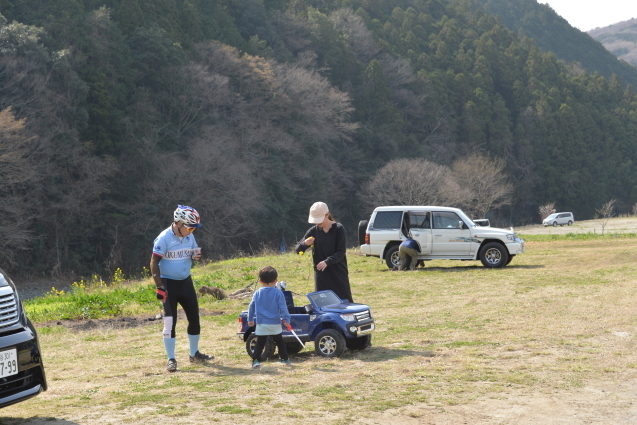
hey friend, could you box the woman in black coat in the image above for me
[295,202,353,302]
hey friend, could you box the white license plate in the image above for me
[0,349,18,378]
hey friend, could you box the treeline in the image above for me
[0,0,636,277]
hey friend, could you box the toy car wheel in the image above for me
[315,329,346,357]
[246,333,275,361]
[385,245,401,269]
[346,335,372,351]
[285,341,304,354]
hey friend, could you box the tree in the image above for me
[0,108,39,266]
[538,202,556,222]
[451,154,513,219]
[594,199,615,235]
[362,158,468,210]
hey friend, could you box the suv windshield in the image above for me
[309,291,342,307]
[546,213,558,219]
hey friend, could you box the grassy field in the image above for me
[3,228,637,424]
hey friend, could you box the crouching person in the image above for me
[248,266,292,369]
[399,235,420,271]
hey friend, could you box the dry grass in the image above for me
[3,230,637,424]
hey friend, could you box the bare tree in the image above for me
[594,199,616,235]
[0,108,40,266]
[538,203,556,222]
[451,154,513,219]
[632,202,637,217]
[362,158,469,210]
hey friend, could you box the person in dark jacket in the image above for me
[295,202,353,302]
[399,236,420,271]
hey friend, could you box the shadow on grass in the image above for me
[382,264,544,273]
[0,418,80,425]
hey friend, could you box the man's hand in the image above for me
[316,261,328,271]
[156,287,167,303]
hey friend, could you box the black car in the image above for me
[0,268,46,408]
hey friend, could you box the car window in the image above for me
[310,291,342,307]
[408,212,430,229]
[371,211,403,229]
[432,212,463,229]
[546,214,557,219]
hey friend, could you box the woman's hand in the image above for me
[316,261,328,271]
[304,236,315,246]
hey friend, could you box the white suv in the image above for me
[542,212,574,227]
[358,206,525,269]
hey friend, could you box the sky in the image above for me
[539,0,637,32]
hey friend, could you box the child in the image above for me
[247,266,292,369]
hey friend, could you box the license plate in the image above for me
[0,349,18,378]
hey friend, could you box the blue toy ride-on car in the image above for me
[237,289,375,359]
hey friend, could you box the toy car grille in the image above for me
[0,287,18,329]
[354,310,370,321]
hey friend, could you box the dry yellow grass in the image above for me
[3,230,637,424]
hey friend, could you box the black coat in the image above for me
[295,222,353,302]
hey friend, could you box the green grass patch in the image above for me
[519,232,637,242]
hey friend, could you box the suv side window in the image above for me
[371,211,403,229]
[409,212,430,229]
[432,212,463,229]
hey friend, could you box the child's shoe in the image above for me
[251,359,261,370]
[280,359,292,366]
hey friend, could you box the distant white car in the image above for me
[358,206,525,269]
[542,212,574,227]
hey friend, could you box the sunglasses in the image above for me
[183,225,196,232]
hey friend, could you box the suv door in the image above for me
[403,211,432,254]
[368,210,403,255]
[431,211,472,255]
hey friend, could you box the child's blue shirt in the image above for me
[248,286,291,325]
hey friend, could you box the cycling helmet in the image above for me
[174,205,201,227]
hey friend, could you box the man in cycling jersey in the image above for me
[150,205,213,372]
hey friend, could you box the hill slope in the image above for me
[475,0,637,86]
[589,19,637,67]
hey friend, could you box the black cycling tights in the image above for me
[162,276,200,338]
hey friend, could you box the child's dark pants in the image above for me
[253,333,289,361]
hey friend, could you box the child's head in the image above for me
[258,266,278,284]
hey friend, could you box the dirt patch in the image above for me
[36,309,225,332]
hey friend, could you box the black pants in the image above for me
[253,333,288,361]
[163,276,200,338]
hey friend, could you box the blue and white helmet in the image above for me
[174,205,201,227]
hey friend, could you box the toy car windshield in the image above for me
[309,291,342,307]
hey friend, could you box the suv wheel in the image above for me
[246,333,275,361]
[567,220,572,226]
[479,242,509,268]
[315,329,346,357]
[358,220,368,246]
[552,222,557,227]
[385,245,401,269]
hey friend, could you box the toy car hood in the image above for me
[306,290,371,313]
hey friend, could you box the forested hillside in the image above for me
[474,0,637,86]
[1,0,636,277]
[589,19,637,67]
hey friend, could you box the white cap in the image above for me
[308,202,329,224]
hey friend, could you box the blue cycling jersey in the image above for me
[153,226,199,280]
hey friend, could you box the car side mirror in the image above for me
[459,221,464,229]
[304,304,313,314]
